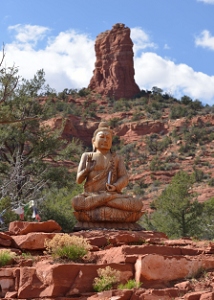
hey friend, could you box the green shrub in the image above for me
[93,266,121,292]
[151,111,162,120]
[179,142,196,156]
[169,105,188,119]
[113,98,131,112]
[208,178,214,187]
[40,187,81,232]
[21,252,34,260]
[0,249,16,266]
[44,234,91,261]
[133,185,145,196]
[118,279,142,290]
[132,111,143,121]
[78,88,90,97]
[0,197,17,231]
[53,244,87,260]
[83,102,98,118]
[149,156,162,171]
[191,168,205,183]
[111,135,123,152]
[108,117,120,128]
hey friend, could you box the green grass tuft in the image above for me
[0,249,16,266]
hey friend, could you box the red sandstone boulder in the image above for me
[73,230,168,248]
[8,220,62,235]
[0,232,13,247]
[135,254,214,286]
[17,260,133,298]
[184,291,208,299]
[174,281,193,292]
[11,232,57,250]
[1,229,214,299]
[88,23,140,99]
[0,268,16,297]
[200,292,214,300]
[88,289,133,300]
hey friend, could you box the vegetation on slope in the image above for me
[1,50,214,238]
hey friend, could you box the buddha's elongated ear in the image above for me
[92,138,96,152]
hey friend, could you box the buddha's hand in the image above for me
[85,153,96,172]
[106,183,116,192]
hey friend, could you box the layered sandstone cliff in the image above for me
[88,23,140,99]
[2,221,214,299]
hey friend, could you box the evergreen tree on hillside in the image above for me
[0,66,83,227]
[143,171,203,238]
[0,47,19,105]
[200,197,214,240]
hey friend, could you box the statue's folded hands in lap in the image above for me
[72,122,143,223]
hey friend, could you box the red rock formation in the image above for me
[42,115,100,147]
[88,23,140,99]
[2,223,214,299]
[8,220,61,235]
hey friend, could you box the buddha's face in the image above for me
[93,130,112,151]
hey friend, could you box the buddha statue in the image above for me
[71,122,143,224]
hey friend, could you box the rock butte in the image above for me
[88,23,140,99]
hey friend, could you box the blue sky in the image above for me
[1,0,214,105]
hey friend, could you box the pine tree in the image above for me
[147,171,203,238]
[0,66,83,226]
[200,197,214,240]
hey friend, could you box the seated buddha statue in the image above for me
[71,122,143,223]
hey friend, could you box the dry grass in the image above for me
[93,266,121,292]
[44,234,92,261]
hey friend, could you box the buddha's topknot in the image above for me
[93,121,113,137]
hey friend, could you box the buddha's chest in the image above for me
[92,153,112,171]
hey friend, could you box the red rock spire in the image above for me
[88,23,140,100]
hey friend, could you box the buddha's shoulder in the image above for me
[82,151,93,155]
[111,152,124,160]
[80,152,93,159]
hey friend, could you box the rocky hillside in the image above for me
[45,90,214,213]
[41,23,214,217]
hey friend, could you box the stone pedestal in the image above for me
[73,221,144,231]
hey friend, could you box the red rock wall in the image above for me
[88,23,140,99]
[2,224,214,299]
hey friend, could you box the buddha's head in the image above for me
[92,122,113,152]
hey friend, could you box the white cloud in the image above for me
[134,52,214,105]
[2,24,214,105]
[197,0,214,4]
[131,27,157,55]
[195,30,214,50]
[8,24,50,47]
[4,24,95,90]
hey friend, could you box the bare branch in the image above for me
[0,150,49,206]
[0,44,6,68]
[0,116,40,125]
